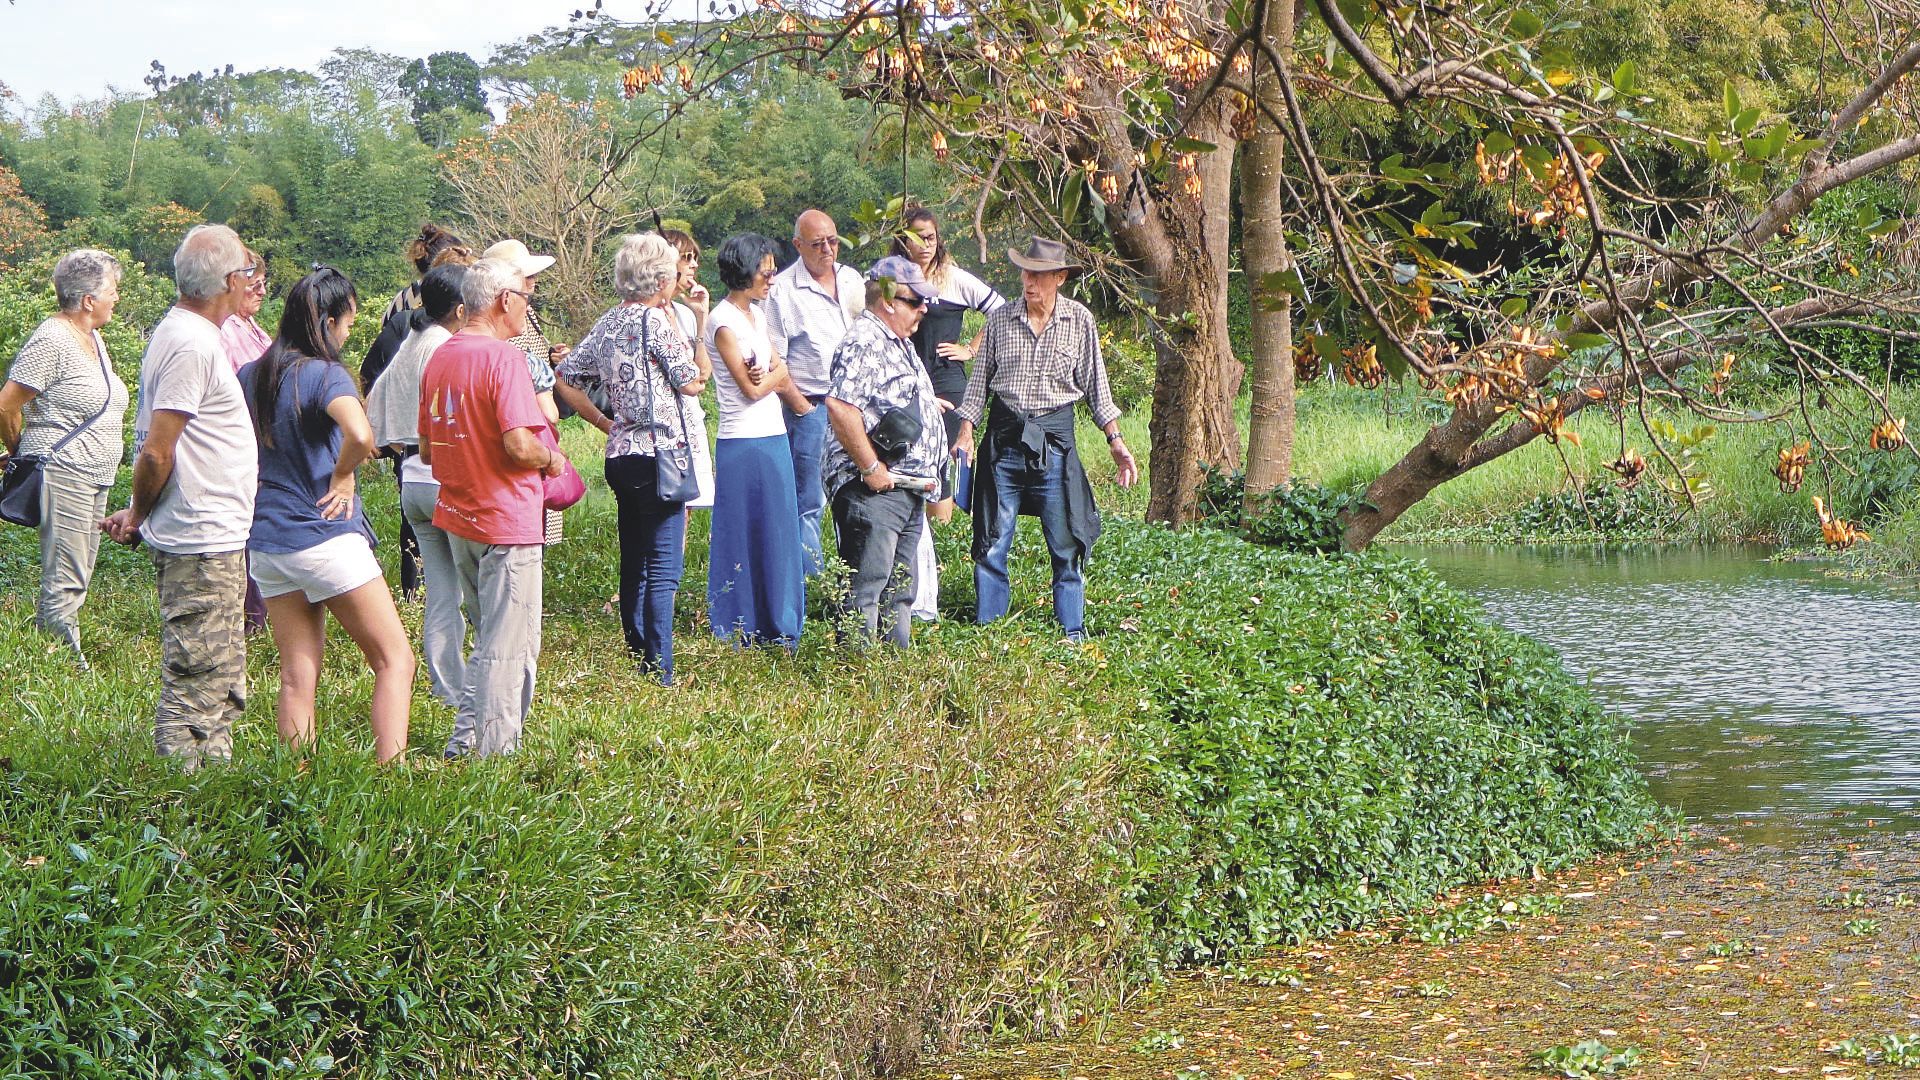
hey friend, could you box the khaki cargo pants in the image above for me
[151,549,249,769]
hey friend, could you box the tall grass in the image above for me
[1291,382,1920,546]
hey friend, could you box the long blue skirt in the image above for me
[708,433,806,646]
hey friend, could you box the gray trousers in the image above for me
[37,463,109,651]
[446,537,542,758]
[400,482,468,709]
[830,483,925,647]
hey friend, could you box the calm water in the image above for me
[1408,544,1920,835]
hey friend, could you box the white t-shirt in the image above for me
[134,307,260,554]
[936,265,1008,312]
[705,299,785,440]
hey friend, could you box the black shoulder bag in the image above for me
[1,336,114,529]
[640,309,701,504]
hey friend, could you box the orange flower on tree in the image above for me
[1775,440,1809,492]
[1869,417,1907,451]
[1812,496,1870,550]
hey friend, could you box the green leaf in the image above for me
[1482,131,1515,156]
[1865,218,1902,237]
[1257,268,1307,303]
[1508,9,1544,38]
[1171,136,1218,155]
[1756,121,1792,159]
[1731,107,1762,136]
[1564,332,1610,352]
[1610,60,1637,94]
[1723,80,1741,123]
[1499,296,1529,318]
[1784,137,1825,161]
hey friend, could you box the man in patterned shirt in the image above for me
[951,237,1138,641]
[823,256,948,646]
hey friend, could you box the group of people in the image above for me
[0,207,1137,768]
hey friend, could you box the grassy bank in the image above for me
[0,420,1657,1077]
[1290,383,1920,557]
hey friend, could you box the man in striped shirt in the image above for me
[951,237,1138,641]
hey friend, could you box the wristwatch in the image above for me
[1106,430,1124,444]
[861,459,884,477]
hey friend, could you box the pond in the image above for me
[1407,543,1920,837]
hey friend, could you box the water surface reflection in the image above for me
[1406,544,1920,835]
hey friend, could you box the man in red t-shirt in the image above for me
[419,257,571,758]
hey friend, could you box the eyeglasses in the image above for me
[229,263,261,280]
[503,287,534,305]
[893,290,929,308]
[799,236,842,252]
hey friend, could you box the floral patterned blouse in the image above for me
[560,303,699,459]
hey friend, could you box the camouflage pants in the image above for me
[151,549,249,769]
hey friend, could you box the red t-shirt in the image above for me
[419,331,548,545]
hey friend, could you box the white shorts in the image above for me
[250,532,384,603]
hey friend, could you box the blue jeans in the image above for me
[974,449,1086,634]
[784,396,829,575]
[607,454,688,685]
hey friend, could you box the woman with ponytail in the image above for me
[240,267,415,765]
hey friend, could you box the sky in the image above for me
[0,0,644,107]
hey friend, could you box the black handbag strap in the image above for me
[40,330,115,459]
[638,306,692,457]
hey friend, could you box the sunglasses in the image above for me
[800,236,842,251]
[893,290,929,308]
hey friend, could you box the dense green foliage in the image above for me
[0,423,1657,1076]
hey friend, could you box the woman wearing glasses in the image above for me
[0,249,130,668]
[705,232,806,648]
[239,267,415,764]
[217,246,274,632]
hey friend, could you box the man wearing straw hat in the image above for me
[951,236,1138,642]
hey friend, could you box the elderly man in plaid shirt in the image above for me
[950,237,1138,641]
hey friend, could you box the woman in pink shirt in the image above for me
[217,247,273,633]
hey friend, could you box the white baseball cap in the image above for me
[482,238,556,278]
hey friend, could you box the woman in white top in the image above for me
[705,233,807,646]
[0,249,130,667]
[365,263,469,708]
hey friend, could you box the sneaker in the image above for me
[1063,629,1089,645]
[443,744,472,761]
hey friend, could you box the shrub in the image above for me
[1196,465,1370,552]
[1097,524,1660,958]
[1505,480,1677,540]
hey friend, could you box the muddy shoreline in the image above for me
[927,829,1920,1078]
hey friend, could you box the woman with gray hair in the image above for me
[0,249,131,667]
[556,232,711,683]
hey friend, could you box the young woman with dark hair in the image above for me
[705,232,806,647]
[240,267,415,764]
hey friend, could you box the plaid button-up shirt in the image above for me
[956,295,1121,429]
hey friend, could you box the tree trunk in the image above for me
[1239,0,1297,511]
[1139,112,1240,525]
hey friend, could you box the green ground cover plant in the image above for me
[0,421,1657,1077]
